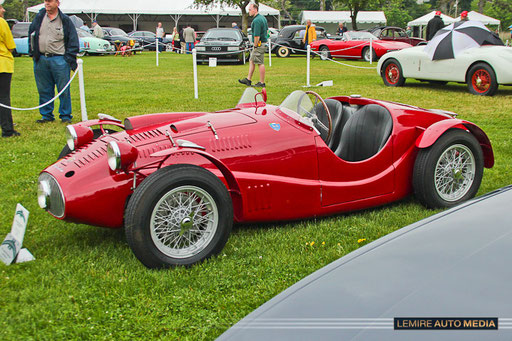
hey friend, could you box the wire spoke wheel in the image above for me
[150,185,218,259]
[381,59,405,87]
[471,69,490,93]
[385,64,400,85]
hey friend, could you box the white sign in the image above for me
[316,80,333,87]
[0,204,30,265]
[209,58,217,67]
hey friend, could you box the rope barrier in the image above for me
[310,50,377,69]
[271,41,369,54]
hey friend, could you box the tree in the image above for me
[194,0,252,32]
[3,0,40,21]
[385,0,413,28]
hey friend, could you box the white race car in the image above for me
[377,45,512,96]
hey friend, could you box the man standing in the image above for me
[183,24,195,54]
[426,11,444,40]
[302,19,316,47]
[238,3,267,88]
[336,22,347,36]
[92,20,103,39]
[29,0,79,123]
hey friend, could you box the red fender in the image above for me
[415,119,494,168]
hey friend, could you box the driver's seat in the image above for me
[313,99,350,150]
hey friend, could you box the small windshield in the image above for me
[345,31,378,40]
[238,87,260,105]
[279,90,314,117]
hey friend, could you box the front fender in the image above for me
[415,119,494,168]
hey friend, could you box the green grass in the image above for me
[1,52,511,340]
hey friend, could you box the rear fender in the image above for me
[150,147,243,221]
[415,120,494,168]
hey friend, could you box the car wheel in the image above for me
[362,47,376,62]
[413,129,483,209]
[467,63,498,96]
[319,45,331,59]
[57,128,116,159]
[125,164,233,268]
[381,59,405,87]
[277,46,290,58]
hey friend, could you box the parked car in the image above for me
[10,21,30,39]
[310,31,412,62]
[377,45,512,96]
[6,18,18,30]
[369,26,425,46]
[102,27,142,51]
[218,185,512,340]
[272,25,327,57]
[38,88,493,268]
[247,27,279,44]
[77,29,114,55]
[195,28,250,63]
[128,31,171,51]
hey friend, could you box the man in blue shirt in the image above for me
[239,3,267,88]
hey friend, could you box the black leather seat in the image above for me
[313,99,354,151]
[335,104,393,162]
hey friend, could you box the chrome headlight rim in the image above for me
[107,141,122,171]
[37,172,65,218]
[66,125,78,151]
[38,179,51,209]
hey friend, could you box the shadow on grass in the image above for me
[402,82,512,96]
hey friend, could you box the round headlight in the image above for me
[65,125,94,151]
[107,141,139,171]
[66,125,77,150]
[38,180,51,209]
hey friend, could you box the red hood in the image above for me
[375,40,412,49]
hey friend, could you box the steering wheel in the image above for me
[297,91,332,144]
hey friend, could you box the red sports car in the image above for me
[310,31,412,61]
[38,88,493,268]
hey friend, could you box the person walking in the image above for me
[92,20,103,39]
[238,3,268,88]
[0,0,19,137]
[302,19,316,47]
[426,11,444,40]
[156,22,164,52]
[29,0,79,124]
[183,24,195,54]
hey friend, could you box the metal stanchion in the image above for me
[193,48,198,99]
[268,41,272,67]
[156,37,159,67]
[306,44,311,87]
[369,38,373,64]
[77,59,88,121]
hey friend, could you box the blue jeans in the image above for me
[186,42,194,54]
[34,55,72,121]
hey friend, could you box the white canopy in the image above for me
[455,11,500,26]
[301,11,386,25]
[27,0,280,16]
[408,11,456,26]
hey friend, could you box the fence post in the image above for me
[369,38,373,64]
[156,37,159,67]
[268,41,272,67]
[77,59,88,121]
[193,48,198,99]
[306,44,311,87]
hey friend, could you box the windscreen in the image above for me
[203,29,240,41]
[346,31,378,40]
[238,87,260,105]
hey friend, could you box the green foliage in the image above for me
[385,0,413,28]
[479,0,512,30]
[2,0,40,21]
[1,52,511,340]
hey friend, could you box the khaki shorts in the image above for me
[250,46,266,65]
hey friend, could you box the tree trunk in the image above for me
[240,0,251,33]
[320,0,326,11]
[350,6,359,31]
[281,0,293,22]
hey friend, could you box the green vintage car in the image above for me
[77,29,114,55]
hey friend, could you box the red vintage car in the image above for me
[369,26,425,46]
[310,31,412,61]
[38,88,493,268]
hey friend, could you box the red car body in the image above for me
[38,89,493,267]
[310,31,412,61]
[370,26,425,46]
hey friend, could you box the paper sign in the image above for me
[12,204,29,245]
[0,204,30,265]
[209,57,217,67]
[15,248,35,263]
[0,233,21,265]
[316,80,333,87]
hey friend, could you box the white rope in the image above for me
[271,41,368,53]
[311,50,377,70]
[0,64,81,111]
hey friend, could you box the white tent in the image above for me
[27,0,280,31]
[300,11,386,33]
[407,11,456,39]
[454,11,500,26]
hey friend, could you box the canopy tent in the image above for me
[27,0,280,31]
[300,11,386,33]
[454,11,500,26]
[407,11,456,39]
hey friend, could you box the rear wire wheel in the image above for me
[467,63,498,96]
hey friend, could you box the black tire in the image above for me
[319,45,331,59]
[125,164,233,268]
[276,46,290,58]
[413,129,484,209]
[57,128,116,159]
[466,62,498,96]
[381,59,405,87]
[362,47,376,62]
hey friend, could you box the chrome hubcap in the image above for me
[150,185,218,259]
[434,144,475,202]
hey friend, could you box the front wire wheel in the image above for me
[413,129,483,209]
[381,59,405,87]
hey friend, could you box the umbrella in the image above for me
[424,20,504,60]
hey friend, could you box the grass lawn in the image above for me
[1,51,511,340]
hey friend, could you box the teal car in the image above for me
[77,29,113,55]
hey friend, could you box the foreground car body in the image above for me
[38,89,493,268]
[311,31,412,62]
[378,45,512,96]
[218,185,512,340]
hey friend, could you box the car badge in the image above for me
[269,123,281,131]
